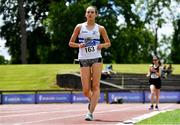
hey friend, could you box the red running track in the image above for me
[0,103,179,125]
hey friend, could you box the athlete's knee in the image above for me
[92,85,100,92]
[83,90,90,97]
[155,92,159,97]
[151,91,155,95]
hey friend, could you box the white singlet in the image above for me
[78,22,102,60]
[150,65,162,79]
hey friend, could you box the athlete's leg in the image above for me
[89,62,103,113]
[80,67,92,100]
[155,89,160,106]
[150,85,156,106]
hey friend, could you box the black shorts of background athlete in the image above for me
[149,78,161,89]
[79,58,102,67]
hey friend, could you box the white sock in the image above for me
[88,111,92,115]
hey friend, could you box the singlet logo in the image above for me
[84,37,97,47]
[81,30,88,33]
[84,37,92,46]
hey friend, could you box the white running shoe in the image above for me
[155,105,159,111]
[85,112,93,121]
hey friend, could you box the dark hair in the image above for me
[152,55,161,66]
[86,6,98,14]
[153,55,159,60]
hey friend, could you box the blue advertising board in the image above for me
[2,94,35,104]
[145,91,180,103]
[99,93,105,103]
[108,92,143,103]
[72,93,88,103]
[72,93,104,103]
[36,93,71,103]
[0,94,2,104]
[1,91,179,104]
[1,92,105,104]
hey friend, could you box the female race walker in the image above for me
[69,6,111,121]
[147,56,162,110]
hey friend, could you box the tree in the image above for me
[0,0,21,63]
[94,0,119,63]
[171,19,180,63]
[18,0,27,64]
[0,55,5,64]
[134,0,171,56]
[1,0,174,64]
[113,27,154,63]
[158,35,172,63]
[44,1,86,63]
[45,0,158,63]
[91,0,152,63]
[0,55,8,64]
[169,0,180,63]
[0,0,52,63]
[27,27,51,64]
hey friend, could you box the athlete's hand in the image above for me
[79,43,85,48]
[97,44,103,50]
[150,68,156,73]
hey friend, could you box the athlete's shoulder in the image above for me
[98,24,106,33]
[75,23,83,28]
[97,24,104,29]
[74,23,84,33]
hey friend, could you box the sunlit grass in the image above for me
[0,64,179,90]
[0,64,79,90]
[136,109,180,124]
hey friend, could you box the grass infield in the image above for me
[0,64,180,90]
[136,109,180,124]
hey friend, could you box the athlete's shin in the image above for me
[155,89,160,105]
[83,89,92,99]
[150,91,155,105]
[89,85,100,113]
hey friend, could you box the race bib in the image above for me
[150,73,158,79]
[84,44,98,54]
[83,38,99,54]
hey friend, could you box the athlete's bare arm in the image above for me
[98,25,111,49]
[69,24,85,48]
[156,68,161,77]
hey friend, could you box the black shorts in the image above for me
[149,78,161,89]
[79,58,102,67]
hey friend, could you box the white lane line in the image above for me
[0,109,86,118]
[12,106,142,125]
[0,106,109,118]
[0,107,85,114]
[0,109,42,114]
[14,113,85,125]
[0,104,140,118]
[116,104,177,125]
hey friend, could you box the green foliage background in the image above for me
[0,0,179,64]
